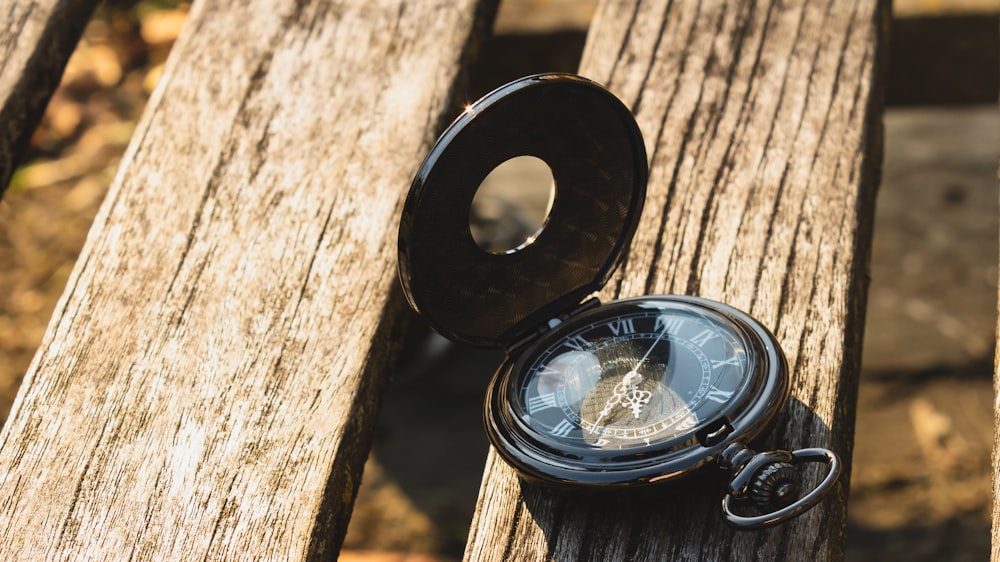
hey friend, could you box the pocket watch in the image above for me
[397,73,840,529]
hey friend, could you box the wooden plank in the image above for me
[992,27,1000,560]
[991,297,1000,560]
[465,0,887,560]
[995,339,1000,560]
[0,0,495,559]
[0,0,101,194]
[992,103,1000,562]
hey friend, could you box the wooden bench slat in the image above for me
[992,97,1000,562]
[993,295,1000,560]
[0,0,494,558]
[0,0,101,193]
[465,0,887,560]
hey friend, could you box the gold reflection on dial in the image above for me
[574,340,695,447]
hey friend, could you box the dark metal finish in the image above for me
[484,295,789,487]
[750,461,800,509]
[398,74,648,348]
[397,73,842,528]
[719,444,842,529]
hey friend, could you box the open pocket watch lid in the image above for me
[398,74,648,348]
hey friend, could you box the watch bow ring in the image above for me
[397,73,841,529]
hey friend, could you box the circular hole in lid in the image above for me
[469,155,556,255]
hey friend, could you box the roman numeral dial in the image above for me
[513,299,757,452]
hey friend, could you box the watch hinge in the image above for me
[505,297,602,354]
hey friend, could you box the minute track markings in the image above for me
[515,304,751,450]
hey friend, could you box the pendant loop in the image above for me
[721,446,841,529]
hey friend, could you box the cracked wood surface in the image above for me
[0,0,101,194]
[0,0,495,559]
[993,94,1000,562]
[994,294,1000,561]
[465,0,887,560]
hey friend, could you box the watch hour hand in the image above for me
[591,371,646,432]
[622,386,652,418]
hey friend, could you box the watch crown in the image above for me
[750,461,800,509]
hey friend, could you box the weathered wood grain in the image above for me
[992,108,1000,561]
[0,0,495,559]
[465,0,887,560]
[0,0,101,195]
[993,297,1000,560]
[992,32,1000,561]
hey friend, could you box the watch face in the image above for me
[486,296,787,485]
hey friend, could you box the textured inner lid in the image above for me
[398,74,647,348]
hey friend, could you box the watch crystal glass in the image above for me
[510,299,756,453]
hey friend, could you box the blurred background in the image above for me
[1,1,998,560]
